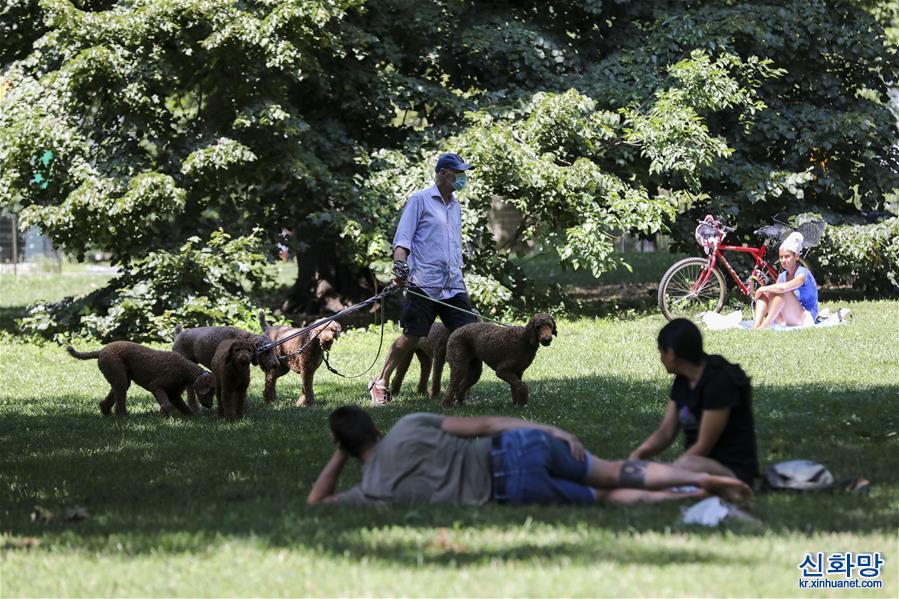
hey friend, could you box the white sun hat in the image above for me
[780,231,804,255]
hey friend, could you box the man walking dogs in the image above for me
[369,153,479,405]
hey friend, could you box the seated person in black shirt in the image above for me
[628,318,759,490]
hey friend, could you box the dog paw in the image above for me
[295,395,314,407]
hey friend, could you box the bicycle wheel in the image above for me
[658,257,727,321]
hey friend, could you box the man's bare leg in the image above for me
[597,487,708,505]
[598,456,743,504]
[370,334,419,403]
[673,454,738,478]
[586,458,751,504]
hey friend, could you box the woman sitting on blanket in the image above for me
[627,319,759,490]
[752,231,819,329]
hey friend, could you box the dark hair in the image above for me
[658,319,752,405]
[329,406,379,458]
[657,318,705,364]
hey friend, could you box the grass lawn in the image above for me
[1,266,897,597]
[517,249,688,287]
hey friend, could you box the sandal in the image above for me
[368,379,392,405]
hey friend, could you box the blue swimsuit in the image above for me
[777,266,818,321]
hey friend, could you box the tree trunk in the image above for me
[282,229,401,325]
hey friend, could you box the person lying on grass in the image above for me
[307,406,752,506]
[629,318,759,491]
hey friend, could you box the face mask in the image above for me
[452,171,468,191]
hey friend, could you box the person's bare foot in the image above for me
[699,474,752,504]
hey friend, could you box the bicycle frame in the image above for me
[693,243,779,296]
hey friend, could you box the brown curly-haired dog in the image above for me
[442,313,557,408]
[258,312,342,406]
[66,342,215,417]
[173,325,279,412]
[211,339,255,421]
[389,323,449,399]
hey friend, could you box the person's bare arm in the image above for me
[307,449,350,505]
[756,272,806,298]
[630,400,680,460]
[683,408,730,457]
[442,416,585,461]
[393,247,409,261]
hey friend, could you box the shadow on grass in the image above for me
[2,373,898,563]
[0,305,27,335]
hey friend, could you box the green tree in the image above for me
[2,0,897,335]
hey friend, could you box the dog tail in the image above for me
[66,346,101,360]
[258,310,270,331]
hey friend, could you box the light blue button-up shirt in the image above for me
[392,185,466,300]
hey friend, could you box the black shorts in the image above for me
[400,287,478,337]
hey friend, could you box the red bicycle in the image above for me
[657,214,824,321]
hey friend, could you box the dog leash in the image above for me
[275,326,327,362]
[273,296,388,378]
[258,282,514,376]
[316,286,514,377]
[404,287,512,327]
[272,292,390,379]
[257,284,400,354]
[320,299,390,379]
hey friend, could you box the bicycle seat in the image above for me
[754,224,791,241]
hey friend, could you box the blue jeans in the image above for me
[492,429,596,505]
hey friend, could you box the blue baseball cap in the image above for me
[435,152,474,172]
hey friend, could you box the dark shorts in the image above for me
[491,429,597,505]
[399,286,478,337]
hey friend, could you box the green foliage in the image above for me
[180,138,258,177]
[817,218,899,291]
[2,0,897,332]
[0,0,44,65]
[677,1,899,221]
[19,230,274,341]
[870,0,899,45]
[365,67,761,309]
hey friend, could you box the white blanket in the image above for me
[700,309,850,331]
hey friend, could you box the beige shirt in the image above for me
[335,413,492,505]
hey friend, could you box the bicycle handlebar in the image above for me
[698,215,735,233]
